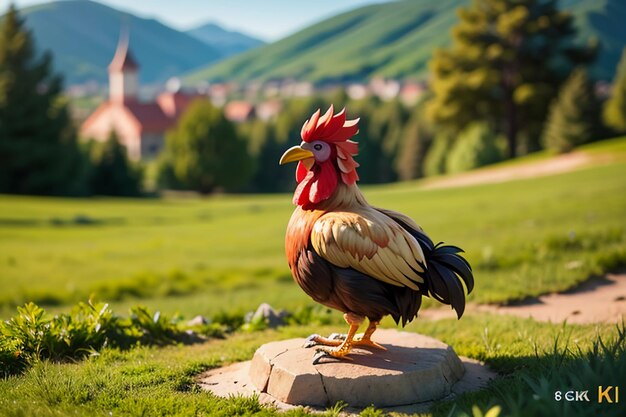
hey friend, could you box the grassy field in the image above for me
[0,138,625,416]
[1,138,626,319]
[0,312,623,417]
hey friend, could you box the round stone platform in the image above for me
[198,329,495,412]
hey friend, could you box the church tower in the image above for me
[108,33,139,103]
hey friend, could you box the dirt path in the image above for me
[421,273,626,324]
[422,152,594,190]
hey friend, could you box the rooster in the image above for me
[280,106,473,361]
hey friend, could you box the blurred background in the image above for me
[0,0,625,319]
[1,2,625,415]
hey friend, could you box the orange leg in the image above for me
[306,315,387,363]
[307,313,363,361]
[354,320,386,351]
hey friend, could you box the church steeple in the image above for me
[109,30,139,103]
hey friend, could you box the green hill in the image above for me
[566,0,626,81]
[17,0,222,85]
[185,0,626,85]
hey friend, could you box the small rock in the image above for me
[187,315,209,326]
[249,303,287,328]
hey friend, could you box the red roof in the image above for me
[124,101,174,132]
[224,100,255,122]
[157,91,203,118]
[109,37,139,72]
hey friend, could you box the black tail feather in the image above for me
[391,285,422,327]
[436,252,474,293]
[413,231,474,319]
[375,209,474,320]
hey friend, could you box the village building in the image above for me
[256,99,283,121]
[224,100,256,122]
[369,77,401,101]
[80,37,202,160]
[346,83,369,100]
[399,81,427,106]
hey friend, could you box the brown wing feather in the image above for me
[310,207,426,290]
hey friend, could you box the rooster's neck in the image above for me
[286,182,367,273]
[307,182,368,212]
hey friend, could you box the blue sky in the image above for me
[5,0,391,40]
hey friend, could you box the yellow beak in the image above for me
[279,146,314,165]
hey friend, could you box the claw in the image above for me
[315,346,354,361]
[312,350,331,365]
[312,348,353,364]
[303,333,344,348]
[303,334,321,348]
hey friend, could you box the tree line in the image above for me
[2,1,626,197]
[0,5,141,197]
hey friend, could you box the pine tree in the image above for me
[542,68,601,153]
[250,125,293,192]
[357,99,405,183]
[603,47,626,133]
[0,5,86,195]
[395,108,432,181]
[160,99,252,194]
[426,0,595,158]
[90,131,142,196]
[423,133,454,177]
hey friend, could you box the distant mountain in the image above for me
[186,22,264,57]
[17,0,222,85]
[564,0,626,81]
[185,0,626,85]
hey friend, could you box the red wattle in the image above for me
[293,170,314,206]
[296,161,308,182]
[310,162,337,204]
[293,162,338,208]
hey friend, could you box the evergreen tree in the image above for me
[352,98,403,184]
[426,0,595,158]
[89,131,142,196]
[447,122,505,173]
[542,68,601,153]
[395,107,432,181]
[423,133,454,177]
[160,99,252,194]
[250,124,293,192]
[0,5,86,195]
[603,47,626,133]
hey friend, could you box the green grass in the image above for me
[579,135,626,155]
[1,138,625,416]
[424,135,626,176]
[0,313,623,416]
[1,139,626,317]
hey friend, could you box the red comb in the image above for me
[300,105,360,185]
[301,105,360,143]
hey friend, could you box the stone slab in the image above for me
[198,329,496,412]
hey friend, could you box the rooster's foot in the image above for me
[304,333,385,350]
[303,333,345,348]
[312,344,354,364]
[308,314,363,363]
[353,337,387,351]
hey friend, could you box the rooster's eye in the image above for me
[307,141,330,162]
